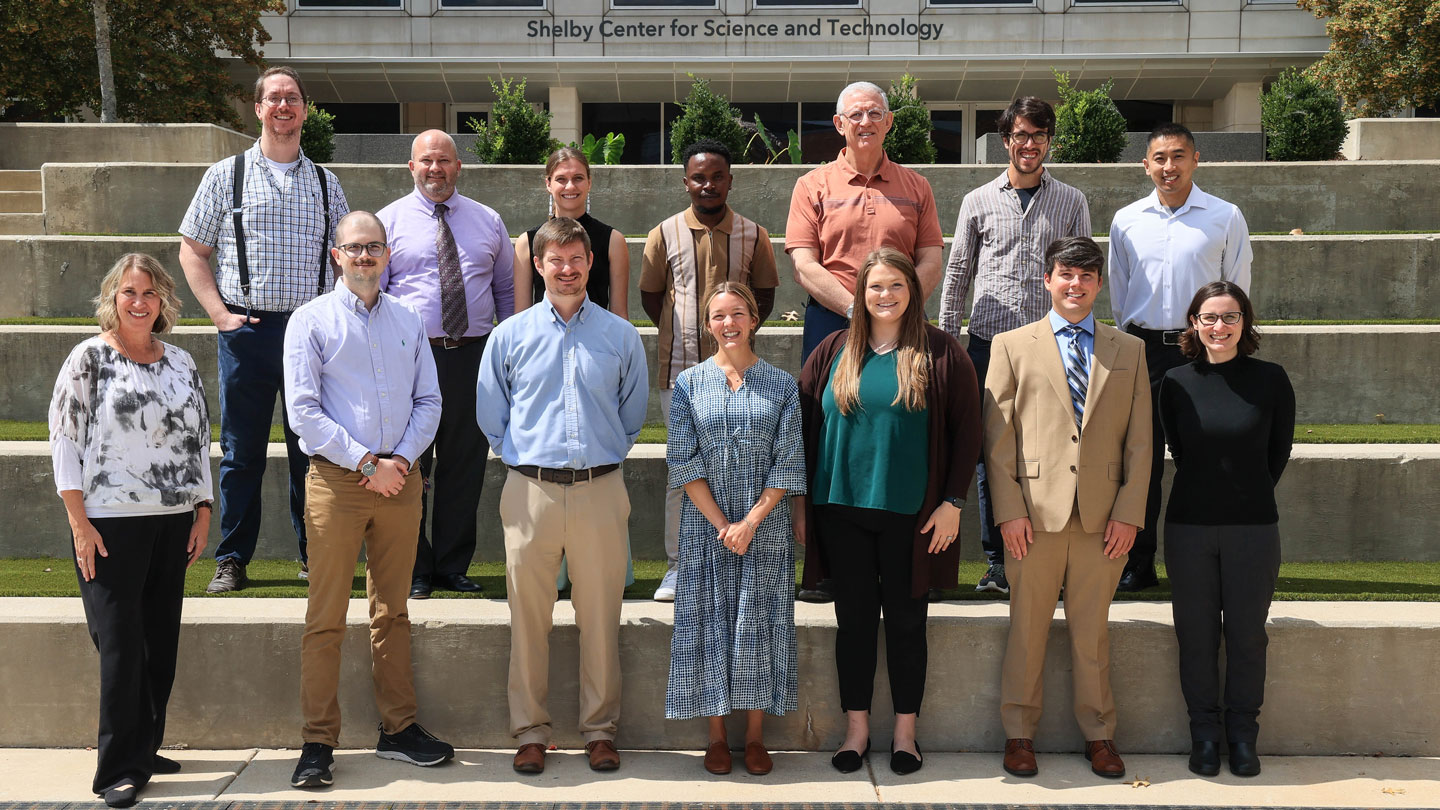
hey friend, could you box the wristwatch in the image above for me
[943,495,965,509]
[360,458,378,477]
[845,303,854,319]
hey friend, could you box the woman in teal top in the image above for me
[796,248,983,777]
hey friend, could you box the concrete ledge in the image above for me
[2,442,1437,563]
[37,161,1440,237]
[1343,118,1440,161]
[2,597,1435,755]
[4,233,1437,322]
[0,124,253,171]
[0,325,1435,425]
[978,131,1266,164]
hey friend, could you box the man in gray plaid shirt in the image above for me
[179,66,350,592]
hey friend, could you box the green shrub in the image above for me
[300,102,335,163]
[466,77,559,164]
[1260,67,1348,161]
[580,132,626,165]
[884,74,937,164]
[1051,70,1127,163]
[669,76,748,164]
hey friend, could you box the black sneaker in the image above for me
[376,722,454,766]
[976,563,1010,594]
[206,558,248,594]
[797,579,836,604]
[290,742,334,789]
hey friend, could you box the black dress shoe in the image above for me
[410,576,432,599]
[1116,565,1159,593]
[152,754,182,774]
[1188,741,1220,776]
[1228,741,1261,776]
[798,579,836,604]
[890,742,922,775]
[434,573,483,594]
[830,739,870,774]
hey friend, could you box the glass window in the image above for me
[1071,0,1175,4]
[733,102,799,162]
[316,102,402,134]
[440,0,542,6]
[928,0,1033,5]
[755,0,859,6]
[455,109,489,134]
[799,102,845,163]
[583,102,667,165]
[1114,100,1174,133]
[294,0,402,7]
[611,0,716,6]
[931,110,966,164]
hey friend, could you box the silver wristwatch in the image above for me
[360,459,378,477]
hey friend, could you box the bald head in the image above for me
[409,129,461,202]
[336,210,387,245]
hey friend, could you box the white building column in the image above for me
[549,86,581,147]
[1212,81,1263,132]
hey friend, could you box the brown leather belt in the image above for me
[510,464,619,485]
[429,335,485,349]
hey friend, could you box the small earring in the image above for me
[547,195,554,218]
[586,194,591,214]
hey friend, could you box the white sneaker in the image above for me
[653,567,678,602]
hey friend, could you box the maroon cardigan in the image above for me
[798,324,983,598]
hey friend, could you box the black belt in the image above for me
[510,464,619,485]
[429,335,485,349]
[1126,324,1185,346]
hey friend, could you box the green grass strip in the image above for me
[2,558,1436,601]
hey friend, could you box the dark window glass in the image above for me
[1114,100,1175,133]
[928,0,1032,5]
[1415,105,1438,118]
[315,102,402,134]
[931,110,965,164]
[611,0,715,6]
[1071,0,1173,3]
[456,111,489,134]
[441,0,542,5]
[754,0,858,5]
[295,0,402,7]
[799,102,844,163]
[583,102,666,164]
[733,102,798,162]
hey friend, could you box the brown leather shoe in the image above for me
[586,738,621,771]
[1085,739,1126,778]
[704,741,732,775]
[743,741,773,775]
[513,742,546,774]
[1003,738,1038,776]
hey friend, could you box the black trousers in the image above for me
[75,512,191,794]
[1129,330,1187,566]
[965,335,1003,565]
[1164,521,1281,744]
[817,504,928,715]
[415,336,490,578]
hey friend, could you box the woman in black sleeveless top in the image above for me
[513,147,630,318]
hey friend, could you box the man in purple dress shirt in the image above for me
[379,130,516,599]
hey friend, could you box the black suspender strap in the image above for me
[314,162,330,295]
[231,153,251,308]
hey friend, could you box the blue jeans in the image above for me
[801,300,850,365]
[214,308,309,564]
[966,334,1003,567]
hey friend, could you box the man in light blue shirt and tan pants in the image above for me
[478,217,649,776]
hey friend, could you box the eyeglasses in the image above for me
[261,95,304,108]
[337,242,386,258]
[842,108,888,124]
[1195,311,1244,325]
[1006,130,1051,145]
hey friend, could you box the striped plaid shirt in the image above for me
[179,141,350,313]
[938,170,1091,342]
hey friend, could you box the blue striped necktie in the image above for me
[1062,324,1089,429]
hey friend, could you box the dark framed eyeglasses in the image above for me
[1005,130,1051,145]
[337,242,387,258]
[1195,311,1244,325]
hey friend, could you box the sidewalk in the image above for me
[2,748,1435,808]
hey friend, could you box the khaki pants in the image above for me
[300,458,422,747]
[1000,507,1128,741]
[501,468,630,746]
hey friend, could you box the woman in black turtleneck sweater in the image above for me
[1158,281,1295,780]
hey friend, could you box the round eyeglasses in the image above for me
[338,242,387,258]
[1195,311,1243,325]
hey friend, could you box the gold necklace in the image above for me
[113,329,157,364]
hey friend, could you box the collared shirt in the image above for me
[784,149,944,295]
[179,141,350,313]
[477,297,648,470]
[377,188,516,339]
[1107,184,1253,330]
[939,169,1092,341]
[283,283,441,470]
[639,206,779,388]
[1049,309,1096,371]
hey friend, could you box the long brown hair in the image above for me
[1179,280,1261,360]
[829,248,930,415]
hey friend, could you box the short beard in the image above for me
[694,202,725,217]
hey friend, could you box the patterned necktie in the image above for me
[1062,324,1089,429]
[434,202,467,341]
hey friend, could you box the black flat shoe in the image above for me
[890,742,923,775]
[831,739,870,773]
[434,573,483,594]
[152,753,182,774]
[102,783,138,808]
[1188,741,1220,776]
[1228,741,1261,776]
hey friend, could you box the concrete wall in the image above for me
[2,598,1435,754]
[1342,118,1440,161]
[332,134,483,165]
[0,124,253,171]
[7,233,1436,322]
[977,132,1266,165]
[38,162,1440,237]
[3,442,1436,564]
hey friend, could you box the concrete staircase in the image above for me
[0,171,42,235]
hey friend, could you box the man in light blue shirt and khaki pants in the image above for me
[478,217,649,776]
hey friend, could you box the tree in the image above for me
[668,76,748,165]
[1260,67,1348,161]
[91,0,116,122]
[301,102,336,163]
[1298,0,1440,117]
[0,0,282,128]
[465,77,559,164]
[1050,69,1127,163]
[884,74,937,164]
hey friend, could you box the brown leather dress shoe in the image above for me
[1003,738,1038,776]
[743,741,773,775]
[586,738,621,771]
[513,742,546,774]
[1085,739,1126,778]
[704,741,732,775]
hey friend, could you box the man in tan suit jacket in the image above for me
[983,236,1151,780]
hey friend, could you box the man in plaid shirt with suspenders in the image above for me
[179,66,350,592]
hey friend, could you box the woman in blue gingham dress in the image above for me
[665,282,806,776]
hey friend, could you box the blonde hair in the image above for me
[703,281,761,352]
[829,248,930,415]
[94,253,181,334]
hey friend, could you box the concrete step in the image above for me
[0,191,42,213]
[0,170,40,192]
[3,597,1436,755]
[5,233,1437,321]
[0,214,44,235]
[0,325,1435,425]
[2,441,1435,563]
